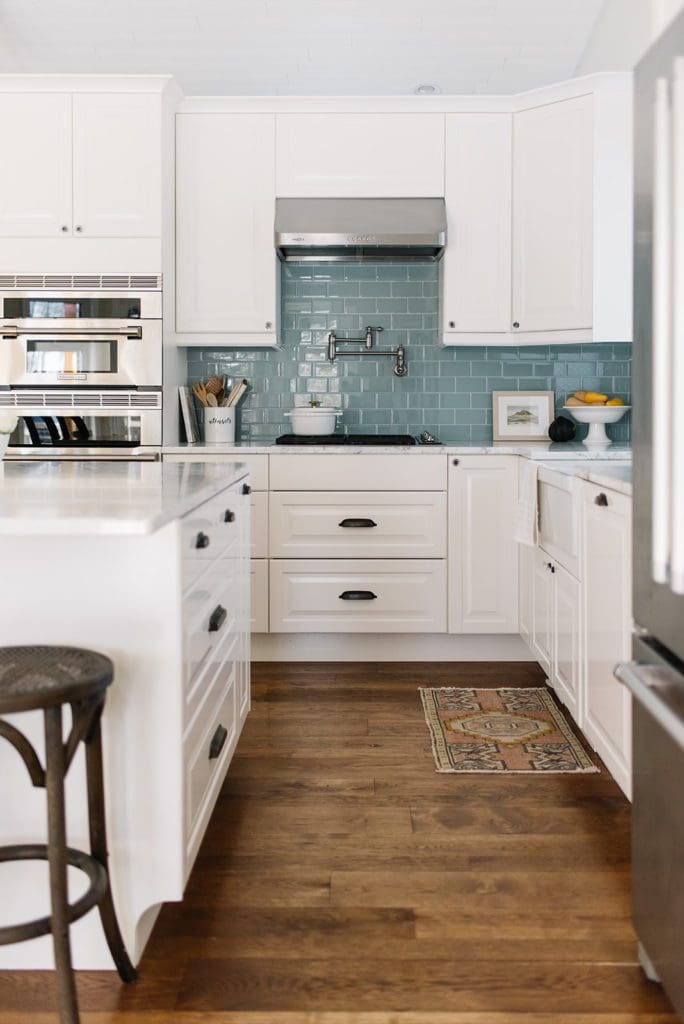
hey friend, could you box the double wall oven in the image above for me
[0,274,162,458]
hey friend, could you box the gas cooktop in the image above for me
[275,433,418,446]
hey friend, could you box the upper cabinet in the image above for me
[0,93,72,237]
[442,113,512,334]
[0,91,162,239]
[72,94,162,238]
[175,114,277,345]
[512,95,593,334]
[276,114,444,197]
[442,76,633,346]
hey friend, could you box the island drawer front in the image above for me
[270,559,447,633]
[269,491,447,558]
[184,562,239,700]
[251,559,269,633]
[251,492,268,558]
[269,454,447,491]
[185,610,240,728]
[165,454,268,490]
[184,668,238,870]
[182,486,245,591]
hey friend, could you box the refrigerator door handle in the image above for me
[652,76,673,585]
[615,660,684,751]
[671,58,684,593]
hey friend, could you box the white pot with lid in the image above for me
[285,407,342,436]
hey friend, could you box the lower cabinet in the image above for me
[552,561,581,722]
[521,475,632,799]
[448,455,519,633]
[581,481,632,797]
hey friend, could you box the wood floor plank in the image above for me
[0,661,675,1021]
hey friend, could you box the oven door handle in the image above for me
[615,661,684,751]
[1,325,143,339]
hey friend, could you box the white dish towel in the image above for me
[514,460,539,547]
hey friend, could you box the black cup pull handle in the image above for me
[195,531,210,549]
[242,483,251,495]
[224,509,235,523]
[339,590,378,601]
[208,604,227,632]
[338,518,378,528]
[209,724,228,760]
[594,493,609,507]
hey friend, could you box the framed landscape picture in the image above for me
[492,390,555,442]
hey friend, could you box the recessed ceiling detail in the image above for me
[0,0,606,95]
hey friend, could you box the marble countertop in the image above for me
[0,459,248,536]
[164,440,632,461]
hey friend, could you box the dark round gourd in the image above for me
[548,415,576,443]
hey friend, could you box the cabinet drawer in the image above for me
[251,558,269,633]
[270,491,446,558]
[184,669,238,867]
[184,562,238,703]
[270,559,447,633]
[251,492,268,558]
[182,488,244,591]
[269,454,446,491]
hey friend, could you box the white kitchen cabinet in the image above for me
[581,481,632,797]
[512,95,593,333]
[552,560,581,721]
[276,114,445,197]
[72,93,162,237]
[442,114,512,336]
[0,93,72,237]
[530,545,553,675]
[448,456,519,634]
[175,113,277,345]
[0,91,162,239]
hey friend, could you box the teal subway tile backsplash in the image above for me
[186,262,631,443]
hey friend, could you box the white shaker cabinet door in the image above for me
[448,456,519,633]
[72,93,162,237]
[276,114,444,197]
[552,560,581,721]
[442,113,512,336]
[0,93,72,237]
[176,113,277,338]
[581,482,632,797]
[531,546,553,676]
[512,95,593,333]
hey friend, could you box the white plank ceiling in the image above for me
[0,0,607,95]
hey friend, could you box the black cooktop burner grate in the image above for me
[275,433,418,446]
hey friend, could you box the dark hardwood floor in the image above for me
[0,662,676,1023]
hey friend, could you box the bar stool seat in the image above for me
[0,645,137,1024]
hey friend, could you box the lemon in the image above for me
[606,396,625,406]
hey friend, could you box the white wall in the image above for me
[576,0,684,74]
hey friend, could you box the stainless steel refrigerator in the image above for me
[616,8,684,1015]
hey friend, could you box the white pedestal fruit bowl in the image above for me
[562,404,630,446]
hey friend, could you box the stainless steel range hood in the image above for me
[275,197,446,262]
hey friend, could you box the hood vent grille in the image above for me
[275,198,446,263]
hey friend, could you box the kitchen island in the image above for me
[0,459,251,969]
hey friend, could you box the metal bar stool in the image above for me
[0,646,137,1023]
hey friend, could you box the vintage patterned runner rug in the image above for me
[420,687,598,774]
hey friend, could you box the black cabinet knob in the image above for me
[195,531,210,549]
[594,493,609,507]
[448,320,455,328]
[242,483,251,495]
[452,458,459,466]
[513,321,520,328]
[224,509,235,523]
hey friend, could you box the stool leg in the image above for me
[44,705,80,1024]
[84,708,137,983]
